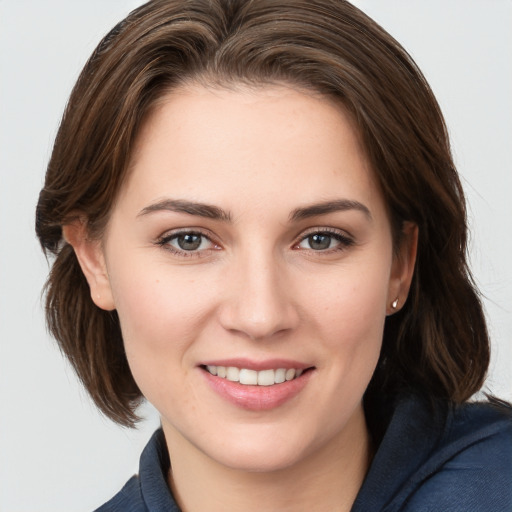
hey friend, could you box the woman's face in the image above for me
[82,84,414,472]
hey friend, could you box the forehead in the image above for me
[118,84,386,222]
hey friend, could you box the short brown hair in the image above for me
[36,0,489,427]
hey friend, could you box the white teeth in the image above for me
[226,367,240,382]
[239,369,258,385]
[257,369,275,386]
[274,368,286,384]
[205,365,306,385]
[285,368,296,381]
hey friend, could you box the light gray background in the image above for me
[1,1,511,511]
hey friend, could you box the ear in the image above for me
[62,219,116,311]
[387,222,418,315]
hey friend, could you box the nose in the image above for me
[218,249,300,340]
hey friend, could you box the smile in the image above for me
[205,365,304,386]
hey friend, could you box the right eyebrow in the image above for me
[137,199,232,222]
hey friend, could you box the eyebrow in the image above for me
[138,199,232,222]
[138,198,371,223]
[289,199,372,222]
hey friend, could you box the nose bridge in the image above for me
[219,243,298,340]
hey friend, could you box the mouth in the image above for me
[199,359,315,410]
[202,365,308,386]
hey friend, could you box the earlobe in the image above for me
[62,219,116,311]
[387,222,418,315]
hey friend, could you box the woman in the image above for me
[36,1,511,510]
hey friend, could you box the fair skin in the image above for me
[66,84,417,512]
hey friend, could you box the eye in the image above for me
[172,233,209,251]
[296,230,354,252]
[156,230,218,255]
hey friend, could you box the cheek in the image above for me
[304,258,391,391]
[111,273,219,417]
[310,262,390,339]
[108,263,217,381]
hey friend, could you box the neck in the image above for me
[163,407,371,512]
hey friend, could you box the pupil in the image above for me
[309,234,331,250]
[178,234,202,250]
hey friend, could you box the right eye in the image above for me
[156,230,219,256]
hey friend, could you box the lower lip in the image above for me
[201,368,313,411]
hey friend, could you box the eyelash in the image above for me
[155,229,220,258]
[155,227,354,258]
[294,228,355,253]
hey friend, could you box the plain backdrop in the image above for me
[1,1,511,511]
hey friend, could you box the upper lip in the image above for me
[199,358,312,371]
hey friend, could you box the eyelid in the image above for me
[153,226,354,257]
[155,228,222,257]
[293,226,355,250]
[296,226,354,241]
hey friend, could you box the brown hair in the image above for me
[36,0,489,427]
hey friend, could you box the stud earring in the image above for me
[391,298,399,309]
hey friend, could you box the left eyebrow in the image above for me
[289,199,372,222]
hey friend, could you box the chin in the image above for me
[201,426,330,474]
[214,444,309,474]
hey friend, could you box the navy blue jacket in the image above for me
[95,395,512,511]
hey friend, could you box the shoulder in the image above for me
[402,400,512,511]
[353,395,512,512]
[93,429,179,512]
[94,475,145,512]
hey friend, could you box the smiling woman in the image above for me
[64,86,414,498]
[35,1,511,511]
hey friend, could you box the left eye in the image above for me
[297,232,349,251]
[165,232,214,252]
